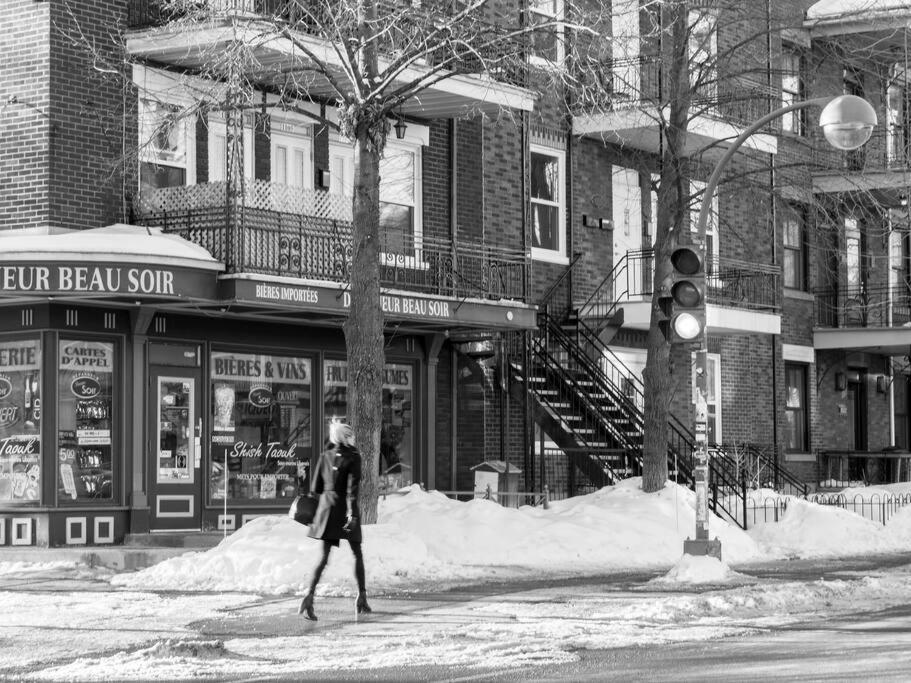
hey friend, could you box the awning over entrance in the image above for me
[0,224,224,302]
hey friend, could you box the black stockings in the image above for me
[308,540,366,595]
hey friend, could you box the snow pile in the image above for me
[747,497,911,558]
[108,478,911,596]
[649,554,753,586]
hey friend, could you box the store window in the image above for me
[0,339,41,504]
[530,145,566,262]
[785,363,809,452]
[57,340,115,503]
[323,359,414,491]
[783,204,807,290]
[209,352,312,502]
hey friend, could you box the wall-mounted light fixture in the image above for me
[394,115,407,140]
[317,168,331,189]
[876,375,888,394]
[835,372,846,392]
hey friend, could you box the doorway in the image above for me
[148,344,203,530]
[847,370,868,481]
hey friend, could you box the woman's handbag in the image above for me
[289,493,319,526]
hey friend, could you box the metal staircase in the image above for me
[510,258,806,529]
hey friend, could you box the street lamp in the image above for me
[683,94,877,561]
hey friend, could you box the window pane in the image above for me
[783,218,801,247]
[531,152,559,202]
[380,147,415,205]
[323,359,414,492]
[140,163,186,191]
[532,203,559,250]
[141,99,185,164]
[275,146,287,185]
[783,249,799,289]
[58,340,114,502]
[0,339,41,504]
[209,352,312,502]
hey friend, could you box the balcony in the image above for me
[810,128,911,200]
[814,284,911,354]
[135,181,528,303]
[125,0,535,118]
[572,57,778,158]
[577,249,781,336]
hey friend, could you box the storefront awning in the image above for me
[0,225,224,302]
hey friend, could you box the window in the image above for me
[0,339,41,504]
[57,340,115,503]
[528,0,565,66]
[784,363,809,452]
[328,135,423,255]
[207,117,254,183]
[845,217,865,291]
[781,48,805,135]
[531,146,566,262]
[690,179,719,270]
[139,98,193,191]
[689,9,717,101]
[611,0,640,99]
[782,204,807,290]
[209,352,313,502]
[323,359,414,492]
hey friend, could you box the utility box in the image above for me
[471,460,522,507]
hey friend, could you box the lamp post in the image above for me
[683,94,877,560]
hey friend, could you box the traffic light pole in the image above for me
[683,98,832,561]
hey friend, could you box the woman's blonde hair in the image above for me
[328,419,354,446]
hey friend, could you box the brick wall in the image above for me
[0,0,51,230]
[48,0,128,230]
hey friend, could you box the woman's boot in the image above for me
[298,592,317,621]
[356,590,372,614]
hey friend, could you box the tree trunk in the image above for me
[344,128,384,524]
[641,0,690,493]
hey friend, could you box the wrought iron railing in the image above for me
[815,284,911,328]
[595,56,777,131]
[811,127,906,176]
[136,181,527,302]
[577,249,780,326]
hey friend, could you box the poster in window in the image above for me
[0,339,41,503]
[57,340,115,502]
[323,359,414,493]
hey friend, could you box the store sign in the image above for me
[70,376,102,399]
[226,279,536,329]
[212,354,310,385]
[324,359,412,390]
[0,344,40,372]
[60,341,114,372]
[0,263,217,299]
[0,377,12,400]
[248,386,274,408]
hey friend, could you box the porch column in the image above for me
[424,333,446,490]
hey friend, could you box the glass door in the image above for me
[150,369,202,530]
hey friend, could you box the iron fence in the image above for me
[815,284,911,329]
[806,492,911,526]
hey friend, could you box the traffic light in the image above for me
[657,245,706,344]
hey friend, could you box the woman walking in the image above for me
[299,420,371,620]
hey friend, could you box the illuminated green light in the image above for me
[672,312,702,340]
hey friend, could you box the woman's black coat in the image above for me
[308,443,362,544]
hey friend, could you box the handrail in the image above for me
[539,251,584,320]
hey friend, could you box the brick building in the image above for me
[0,0,906,547]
